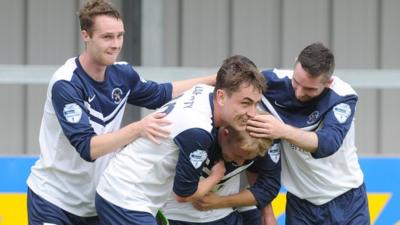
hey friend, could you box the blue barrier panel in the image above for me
[0,156,37,192]
[360,157,400,225]
[0,156,399,225]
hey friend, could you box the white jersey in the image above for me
[96,85,216,216]
[27,57,172,216]
[162,138,281,223]
[162,164,244,222]
[261,69,364,205]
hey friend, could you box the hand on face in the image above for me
[246,114,285,140]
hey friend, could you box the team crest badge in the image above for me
[111,88,123,104]
[307,111,320,124]
[268,144,280,164]
[189,149,208,169]
[333,103,351,123]
[63,103,82,123]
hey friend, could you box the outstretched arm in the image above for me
[171,74,216,98]
[90,112,171,160]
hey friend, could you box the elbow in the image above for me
[68,132,96,162]
[174,190,201,203]
[314,139,341,159]
[75,139,94,162]
[315,132,344,158]
[175,194,191,203]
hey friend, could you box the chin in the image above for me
[297,96,310,102]
[103,59,116,65]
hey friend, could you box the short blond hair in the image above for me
[225,127,272,158]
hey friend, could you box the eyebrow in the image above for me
[243,97,256,103]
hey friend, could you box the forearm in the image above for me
[261,204,278,225]
[171,74,216,98]
[176,174,221,203]
[90,122,140,160]
[282,124,318,153]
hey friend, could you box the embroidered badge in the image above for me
[63,103,82,123]
[268,144,280,164]
[189,149,208,169]
[333,103,351,123]
[307,111,320,124]
[111,88,123,104]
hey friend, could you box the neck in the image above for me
[79,52,107,82]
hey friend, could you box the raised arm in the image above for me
[171,74,216,98]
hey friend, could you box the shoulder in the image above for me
[109,61,140,82]
[111,61,134,73]
[262,68,293,79]
[330,76,357,97]
[165,86,214,136]
[50,57,79,86]
[261,69,293,86]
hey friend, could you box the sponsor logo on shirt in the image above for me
[88,94,96,103]
[189,149,208,169]
[268,144,280,163]
[63,103,82,123]
[111,88,123,104]
[333,103,351,123]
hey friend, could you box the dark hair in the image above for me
[214,55,266,96]
[78,0,121,37]
[296,43,335,82]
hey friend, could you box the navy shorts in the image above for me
[95,192,157,225]
[27,187,99,225]
[168,211,243,225]
[285,183,370,225]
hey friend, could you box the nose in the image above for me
[112,37,123,49]
[295,87,306,99]
[247,105,257,118]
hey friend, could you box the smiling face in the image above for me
[215,83,261,131]
[292,62,332,102]
[81,15,124,66]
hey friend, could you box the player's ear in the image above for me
[223,127,229,136]
[216,89,226,105]
[81,30,90,42]
[325,78,333,87]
